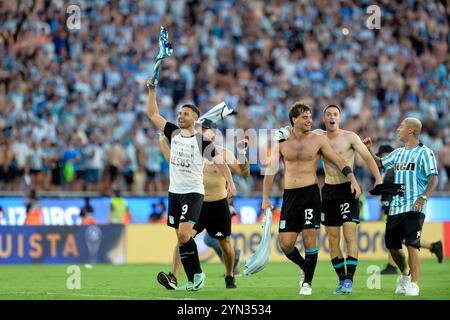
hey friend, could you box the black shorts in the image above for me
[29,169,41,175]
[381,202,391,213]
[2,166,14,182]
[76,170,85,180]
[321,182,360,226]
[146,169,157,179]
[385,211,425,250]
[109,166,119,182]
[194,198,231,239]
[51,169,62,185]
[279,184,321,233]
[16,168,24,177]
[167,192,204,229]
[124,171,134,185]
[444,166,450,181]
[0,167,6,182]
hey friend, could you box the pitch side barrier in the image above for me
[124,223,448,264]
[1,196,449,225]
[1,223,447,264]
[0,225,125,264]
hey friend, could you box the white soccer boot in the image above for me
[395,274,411,294]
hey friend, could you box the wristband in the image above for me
[147,80,158,89]
[341,166,352,176]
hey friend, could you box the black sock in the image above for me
[345,256,358,281]
[284,246,305,271]
[304,248,318,285]
[179,238,202,282]
[331,257,346,281]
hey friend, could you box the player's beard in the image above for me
[178,120,191,129]
[301,124,311,133]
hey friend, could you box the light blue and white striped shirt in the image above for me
[381,143,438,216]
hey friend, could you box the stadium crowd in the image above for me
[0,0,449,195]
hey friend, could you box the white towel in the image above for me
[244,208,273,275]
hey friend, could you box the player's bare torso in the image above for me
[279,131,322,189]
[315,129,355,185]
[203,146,227,201]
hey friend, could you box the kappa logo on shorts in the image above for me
[304,220,312,225]
[215,232,224,237]
[169,216,174,224]
[417,231,421,238]
[280,220,286,229]
[321,213,325,222]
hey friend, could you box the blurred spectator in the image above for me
[0,0,448,194]
[80,197,97,225]
[109,189,131,224]
[83,133,104,191]
[145,135,164,194]
[41,137,54,190]
[0,135,15,191]
[148,199,167,223]
[49,142,63,191]
[132,144,148,195]
[73,137,85,191]
[28,139,44,190]
[62,137,79,190]
[106,139,126,188]
[12,134,29,190]
[25,189,42,225]
[123,136,138,193]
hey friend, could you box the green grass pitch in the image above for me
[0,259,448,300]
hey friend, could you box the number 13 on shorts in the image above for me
[305,209,313,221]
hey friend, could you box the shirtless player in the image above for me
[262,102,361,296]
[315,104,382,294]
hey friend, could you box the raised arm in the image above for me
[146,78,167,132]
[221,140,250,177]
[362,137,382,168]
[159,134,170,163]
[351,133,382,185]
[212,153,237,199]
[319,135,361,198]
